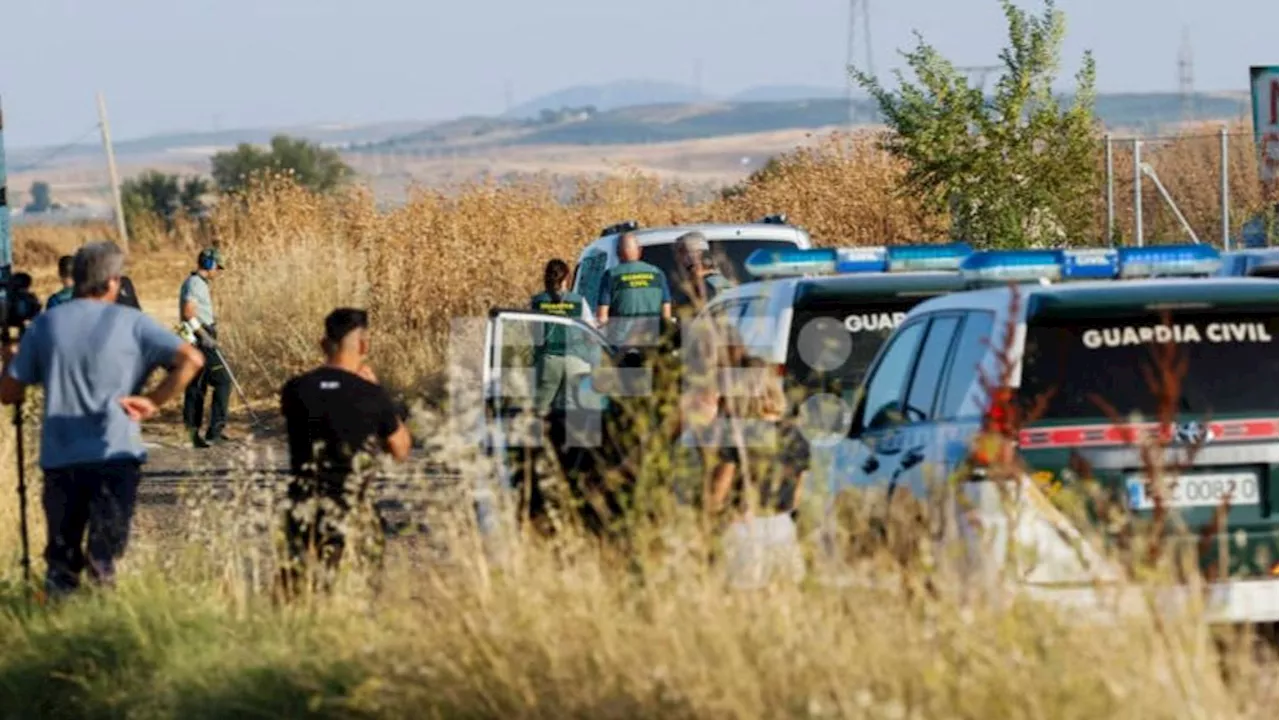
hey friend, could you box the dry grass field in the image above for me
[0,124,1275,718]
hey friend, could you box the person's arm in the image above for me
[118,317,205,421]
[375,389,412,461]
[658,273,673,321]
[596,279,611,325]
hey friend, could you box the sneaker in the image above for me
[205,433,232,445]
[190,431,210,449]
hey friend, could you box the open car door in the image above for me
[482,309,617,500]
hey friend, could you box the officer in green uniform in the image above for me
[596,231,672,349]
[530,259,593,413]
[45,255,75,310]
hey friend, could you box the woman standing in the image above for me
[529,259,592,414]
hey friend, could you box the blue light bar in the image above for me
[959,244,1221,285]
[744,247,838,278]
[885,242,973,271]
[834,247,889,273]
[1116,244,1221,278]
[959,249,1065,283]
[744,243,974,279]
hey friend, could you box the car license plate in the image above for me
[1126,472,1259,510]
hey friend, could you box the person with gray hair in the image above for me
[0,240,205,599]
[672,231,730,312]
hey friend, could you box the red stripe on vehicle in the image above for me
[1017,418,1279,449]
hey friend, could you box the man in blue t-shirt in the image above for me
[0,240,205,598]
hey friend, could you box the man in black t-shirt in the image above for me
[278,307,411,597]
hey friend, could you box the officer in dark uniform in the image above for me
[530,258,593,413]
[596,231,672,350]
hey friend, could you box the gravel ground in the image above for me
[132,420,470,560]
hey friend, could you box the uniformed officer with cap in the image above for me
[673,231,730,313]
[179,247,232,448]
[597,231,672,349]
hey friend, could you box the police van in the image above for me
[700,243,975,423]
[572,215,811,312]
[819,244,1278,626]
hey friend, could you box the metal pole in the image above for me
[96,91,129,251]
[1133,138,1143,247]
[1104,133,1114,244]
[1142,163,1200,244]
[1220,125,1230,250]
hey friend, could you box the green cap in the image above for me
[199,247,226,270]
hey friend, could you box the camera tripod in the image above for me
[5,322,32,589]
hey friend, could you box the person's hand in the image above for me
[356,364,379,384]
[119,396,159,422]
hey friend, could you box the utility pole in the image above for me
[96,92,129,250]
[1177,27,1195,123]
[845,0,875,128]
[956,65,1002,96]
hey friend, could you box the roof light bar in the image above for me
[744,243,973,279]
[1116,244,1221,278]
[959,244,1222,285]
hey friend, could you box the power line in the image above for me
[10,124,101,174]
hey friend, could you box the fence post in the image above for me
[1105,133,1114,244]
[1133,138,1143,247]
[1220,125,1231,250]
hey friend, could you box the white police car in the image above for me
[572,215,811,312]
[819,244,1279,626]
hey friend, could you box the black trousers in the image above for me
[41,460,141,598]
[277,476,384,597]
[183,327,231,438]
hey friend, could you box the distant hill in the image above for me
[729,85,846,102]
[504,79,710,119]
[10,88,1254,171]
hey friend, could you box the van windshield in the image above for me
[783,298,925,403]
[641,239,799,307]
[1020,307,1279,420]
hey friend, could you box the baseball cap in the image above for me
[674,231,710,254]
[199,247,227,269]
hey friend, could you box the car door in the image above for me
[573,248,610,314]
[836,313,963,496]
[482,309,615,494]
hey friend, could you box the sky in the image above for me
[1,0,1276,148]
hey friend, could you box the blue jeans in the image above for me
[41,460,141,597]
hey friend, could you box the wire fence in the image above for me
[9,124,1277,247]
[1098,128,1277,249]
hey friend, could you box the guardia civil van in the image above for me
[819,244,1279,626]
[702,243,975,422]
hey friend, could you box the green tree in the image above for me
[850,0,1099,248]
[121,170,211,232]
[210,134,354,194]
[24,181,53,213]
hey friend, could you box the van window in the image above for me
[575,250,609,311]
[856,320,927,433]
[641,239,800,307]
[937,311,996,419]
[1020,306,1279,419]
[903,315,961,421]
